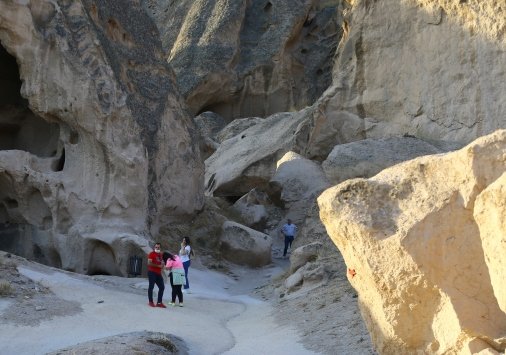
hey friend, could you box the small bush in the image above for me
[0,280,13,297]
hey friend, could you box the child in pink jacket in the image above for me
[164,252,185,306]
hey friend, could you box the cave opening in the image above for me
[0,42,63,264]
[0,44,61,157]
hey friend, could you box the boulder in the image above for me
[232,189,270,230]
[318,130,506,354]
[474,173,506,314]
[220,221,272,267]
[215,117,264,144]
[289,242,323,273]
[322,136,444,185]
[205,110,308,197]
[270,151,330,206]
[284,262,325,293]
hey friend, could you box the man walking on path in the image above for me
[281,219,297,258]
[147,242,166,308]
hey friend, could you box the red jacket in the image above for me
[147,251,163,274]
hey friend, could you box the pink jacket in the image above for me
[166,255,184,270]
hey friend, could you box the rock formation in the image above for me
[0,0,204,275]
[303,0,506,160]
[143,0,347,121]
[322,136,448,185]
[220,221,272,267]
[318,130,506,354]
[1,0,505,353]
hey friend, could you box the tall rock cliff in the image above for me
[305,0,506,159]
[0,0,204,275]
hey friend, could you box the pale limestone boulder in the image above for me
[143,0,347,120]
[220,221,272,267]
[322,136,444,185]
[284,269,303,291]
[284,262,325,292]
[232,189,270,230]
[270,151,331,206]
[474,173,506,314]
[289,242,323,273]
[205,110,308,197]
[318,130,506,354]
[304,0,506,158]
[0,1,203,275]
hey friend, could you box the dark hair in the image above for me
[162,251,175,263]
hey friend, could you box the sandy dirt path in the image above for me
[0,260,315,355]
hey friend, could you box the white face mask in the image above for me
[155,248,161,253]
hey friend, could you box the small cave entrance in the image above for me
[0,44,61,158]
[86,240,122,276]
[0,42,64,263]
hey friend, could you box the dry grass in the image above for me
[0,279,13,297]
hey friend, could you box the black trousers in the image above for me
[283,235,294,256]
[169,273,183,303]
[148,271,165,303]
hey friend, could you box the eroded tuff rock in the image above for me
[47,331,188,355]
[321,136,447,185]
[304,0,506,159]
[142,0,348,120]
[318,130,506,354]
[205,110,308,197]
[220,221,272,267]
[0,0,203,275]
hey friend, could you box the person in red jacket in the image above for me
[147,242,166,308]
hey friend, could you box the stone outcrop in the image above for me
[0,0,204,275]
[322,136,447,185]
[220,221,272,267]
[232,189,270,230]
[304,0,506,159]
[205,110,308,197]
[142,0,347,121]
[474,173,506,314]
[318,130,506,354]
[270,151,330,207]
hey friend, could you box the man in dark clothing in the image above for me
[147,242,166,308]
[281,219,297,258]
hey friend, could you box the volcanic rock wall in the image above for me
[0,0,203,275]
[318,130,506,354]
[143,0,347,121]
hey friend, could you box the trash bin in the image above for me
[128,256,142,277]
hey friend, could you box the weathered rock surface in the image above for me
[47,331,188,355]
[220,221,272,267]
[0,0,204,275]
[232,189,270,230]
[289,242,323,273]
[205,110,308,197]
[143,0,347,120]
[322,136,446,185]
[318,130,506,354]
[270,151,330,207]
[474,173,506,314]
[304,0,506,159]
